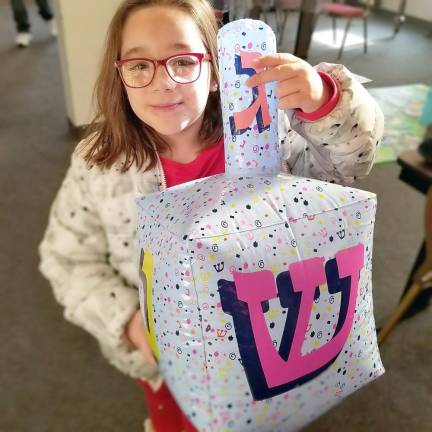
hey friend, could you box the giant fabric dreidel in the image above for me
[136,19,384,432]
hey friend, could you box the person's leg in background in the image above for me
[34,0,57,36]
[10,0,32,47]
[10,0,56,47]
[35,0,53,20]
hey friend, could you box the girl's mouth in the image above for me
[150,102,183,112]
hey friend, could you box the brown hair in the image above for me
[82,0,222,173]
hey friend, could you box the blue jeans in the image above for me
[10,0,53,33]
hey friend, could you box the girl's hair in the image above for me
[82,0,222,173]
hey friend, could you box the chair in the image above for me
[319,0,371,59]
[251,0,301,48]
[274,0,302,47]
[255,0,276,23]
[231,0,254,21]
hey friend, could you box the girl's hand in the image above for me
[125,309,157,368]
[245,53,331,113]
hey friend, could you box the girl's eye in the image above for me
[128,62,150,71]
[172,57,196,67]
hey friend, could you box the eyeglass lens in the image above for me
[121,55,201,87]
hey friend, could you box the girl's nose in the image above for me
[151,64,176,90]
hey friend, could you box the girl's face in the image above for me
[120,6,216,140]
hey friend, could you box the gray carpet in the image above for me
[1,1,431,431]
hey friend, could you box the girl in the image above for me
[39,0,384,431]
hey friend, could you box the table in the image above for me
[294,0,318,59]
[378,149,432,343]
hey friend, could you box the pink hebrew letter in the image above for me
[233,243,364,389]
[232,51,271,131]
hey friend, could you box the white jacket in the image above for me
[39,63,384,384]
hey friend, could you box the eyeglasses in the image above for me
[115,52,212,89]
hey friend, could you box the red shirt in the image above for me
[160,136,225,188]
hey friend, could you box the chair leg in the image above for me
[277,11,289,47]
[275,8,281,34]
[338,18,351,60]
[394,0,407,35]
[312,12,320,34]
[248,4,262,20]
[275,8,281,44]
[332,16,337,44]
[363,16,368,53]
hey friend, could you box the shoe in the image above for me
[48,19,57,37]
[16,32,32,47]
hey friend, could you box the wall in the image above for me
[54,0,122,127]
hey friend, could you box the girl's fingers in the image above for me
[254,52,301,68]
[137,337,158,366]
[276,76,304,99]
[129,311,158,367]
[246,61,303,88]
[278,91,304,110]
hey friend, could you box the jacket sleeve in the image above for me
[39,151,159,382]
[279,62,384,184]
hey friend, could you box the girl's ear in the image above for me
[210,81,219,92]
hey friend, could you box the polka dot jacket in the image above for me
[38,63,383,382]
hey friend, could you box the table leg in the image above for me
[294,0,317,59]
[401,241,425,296]
[399,241,432,321]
